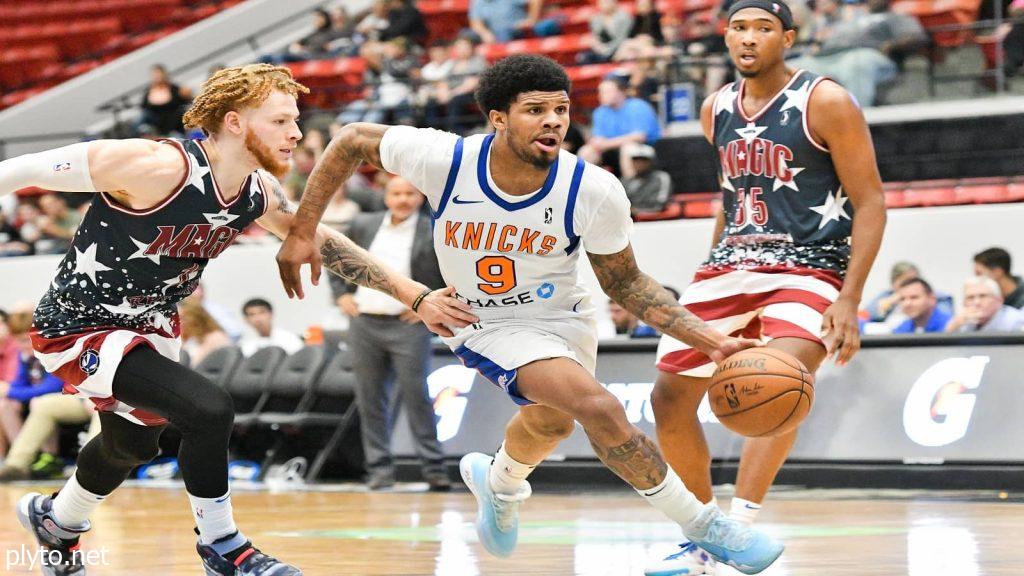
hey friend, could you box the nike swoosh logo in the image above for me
[744,503,761,509]
[572,298,584,313]
[215,495,230,503]
[452,196,484,205]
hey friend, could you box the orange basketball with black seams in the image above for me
[709,348,815,438]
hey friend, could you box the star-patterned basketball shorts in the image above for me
[30,328,180,426]
[442,316,599,405]
[656,265,843,377]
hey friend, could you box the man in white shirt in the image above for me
[238,298,305,356]
[329,177,450,491]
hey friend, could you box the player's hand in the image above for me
[706,335,763,364]
[399,310,421,325]
[276,233,321,299]
[821,296,861,366]
[415,286,478,337]
[336,294,359,317]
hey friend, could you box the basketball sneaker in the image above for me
[682,505,783,575]
[645,541,713,575]
[196,531,302,576]
[459,452,532,558]
[15,492,90,576]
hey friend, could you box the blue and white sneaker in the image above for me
[683,505,783,575]
[645,541,712,575]
[459,452,532,558]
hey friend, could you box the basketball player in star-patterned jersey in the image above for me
[645,2,887,574]
[0,64,474,576]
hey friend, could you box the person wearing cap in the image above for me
[621,144,673,214]
[645,0,886,574]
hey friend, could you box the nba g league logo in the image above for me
[79,349,100,375]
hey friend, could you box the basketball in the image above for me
[709,348,815,438]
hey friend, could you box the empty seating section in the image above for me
[0,0,244,110]
[190,344,359,481]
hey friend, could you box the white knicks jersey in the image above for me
[380,126,634,322]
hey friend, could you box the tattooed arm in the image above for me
[258,172,476,336]
[588,244,758,362]
[275,123,388,299]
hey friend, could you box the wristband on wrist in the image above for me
[411,288,432,312]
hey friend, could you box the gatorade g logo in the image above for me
[79,349,100,375]
[903,356,988,447]
[428,365,477,442]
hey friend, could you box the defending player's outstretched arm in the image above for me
[588,244,759,363]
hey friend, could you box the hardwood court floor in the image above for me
[1,482,1022,575]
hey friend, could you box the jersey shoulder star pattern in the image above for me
[33,138,268,339]
[710,69,852,275]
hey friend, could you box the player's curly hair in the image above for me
[182,63,309,135]
[475,54,571,115]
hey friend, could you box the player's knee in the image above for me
[524,415,575,441]
[105,433,160,466]
[575,393,628,429]
[190,385,234,433]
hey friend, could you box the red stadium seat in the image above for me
[481,34,591,66]
[635,201,684,221]
[954,184,1010,204]
[892,0,982,47]
[902,185,957,207]
[681,199,720,218]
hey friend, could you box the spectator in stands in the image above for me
[608,301,659,338]
[0,396,99,482]
[622,144,672,214]
[577,76,661,176]
[275,8,349,62]
[320,187,362,234]
[892,278,951,334]
[238,299,304,357]
[468,0,543,44]
[185,282,244,341]
[13,200,43,254]
[0,310,64,461]
[1004,0,1024,77]
[418,40,454,118]
[355,0,392,44]
[614,0,666,62]
[339,37,418,126]
[579,0,635,64]
[179,300,232,366]
[0,208,32,257]
[0,309,19,457]
[380,0,428,45]
[787,0,927,106]
[561,123,586,154]
[973,247,1024,308]
[343,173,387,214]
[438,35,488,134]
[946,276,1024,333]
[863,262,953,331]
[329,177,449,491]
[138,64,192,136]
[282,146,318,201]
[33,193,82,255]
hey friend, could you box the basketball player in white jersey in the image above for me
[278,55,784,574]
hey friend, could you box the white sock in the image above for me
[52,473,105,528]
[488,443,536,495]
[189,491,239,545]
[729,497,762,526]
[638,467,705,530]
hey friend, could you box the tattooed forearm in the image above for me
[268,178,294,215]
[294,123,388,234]
[589,432,667,490]
[319,234,397,297]
[588,246,712,348]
